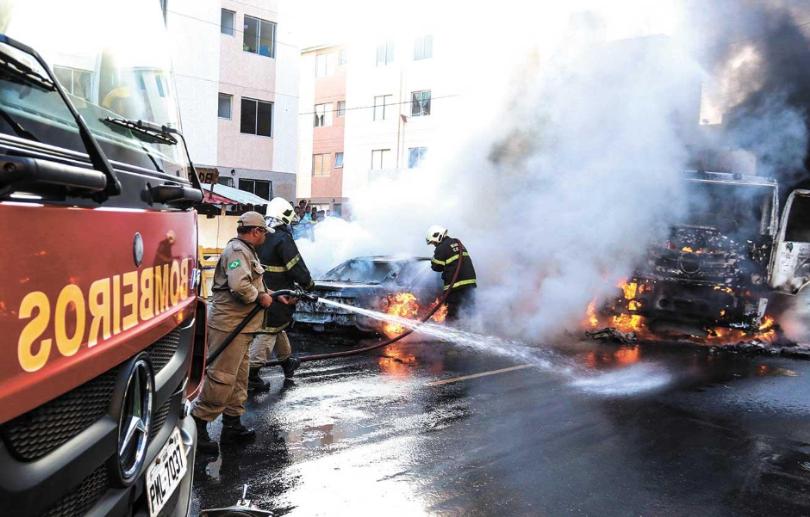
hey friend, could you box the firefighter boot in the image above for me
[221,414,256,442]
[247,367,270,393]
[281,356,301,379]
[193,415,219,455]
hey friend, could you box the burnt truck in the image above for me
[615,171,810,332]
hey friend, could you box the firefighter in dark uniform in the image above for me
[248,197,315,391]
[426,225,477,321]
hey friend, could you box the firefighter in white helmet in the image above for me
[426,225,477,321]
[247,198,315,391]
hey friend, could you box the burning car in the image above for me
[601,171,810,335]
[294,256,444,334]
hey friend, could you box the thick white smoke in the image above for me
[292,1,808,341]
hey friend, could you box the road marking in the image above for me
[426,364,533,387]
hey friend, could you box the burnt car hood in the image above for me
[312,280,386,296]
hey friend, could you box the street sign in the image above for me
[198,168,220,185]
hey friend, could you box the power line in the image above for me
[174,70,462,116]
[168,9,299,49]
[174,72,300,100]
[225,0,280,16]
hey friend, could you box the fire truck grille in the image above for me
[149,395,174,442]
[1,368,119,461]
[147,328,181,373]
[42,462,109,517]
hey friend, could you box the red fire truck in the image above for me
[0,1,207,515]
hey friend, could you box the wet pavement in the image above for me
[191,330,810,516]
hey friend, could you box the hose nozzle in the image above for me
[271,289,318,302]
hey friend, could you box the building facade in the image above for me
[297,33,464,215]
[168,0,298,203]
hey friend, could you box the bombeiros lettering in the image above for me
[16,258,193,372]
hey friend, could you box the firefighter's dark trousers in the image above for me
[445,287,476,321]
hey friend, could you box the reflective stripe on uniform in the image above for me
[444,252,470,265]
[264,254,302,273]
[433,251,469,267]
[444,278,477,290]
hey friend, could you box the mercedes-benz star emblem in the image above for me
[117,357,153,484]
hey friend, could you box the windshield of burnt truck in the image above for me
[785,195,810,242]
[679,181,775,240]
[323,260,402,284]
[0,0,190,179]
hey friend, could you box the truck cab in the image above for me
[614,171,809,333]
[0,1,205,515]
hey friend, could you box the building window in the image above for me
[408,147,427,168]
[316,53,335,77]
[411,90,431,117]
[414,35,433,60]
[238,178,272,201]
[375,41,395,66]
[335,152,344,168]
[338,48,347,65]
[371,149,391,170]
[217,176,234,188]
[221,9,235,35]
[243,15,276,58]
[373,95,392,121]
[53,66,92,101]
[240,98,273,137]
[218,93,232,119]
[314,103,333,127]
[312,153,331,177]
[336,100,346,117]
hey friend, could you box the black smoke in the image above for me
[688,0,810,193]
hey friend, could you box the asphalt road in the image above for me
[191,330,810,516]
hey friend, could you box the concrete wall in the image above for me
[296,51,315,199]
[167,0,221,166]
[198,214,240,249]
[217,0,277,172]
[272,1,300,176]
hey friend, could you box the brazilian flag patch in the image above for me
[227,259,241,270]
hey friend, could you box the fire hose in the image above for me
[205,248,466,368]
[260,248,466,367]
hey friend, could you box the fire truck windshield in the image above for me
[0,0,190,178]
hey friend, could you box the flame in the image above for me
[382,293,420,337]
[432,303,448,323]
[378,343,417,378]
[585,281,781,346]
[586,299,599,328]
[681,246,694,253]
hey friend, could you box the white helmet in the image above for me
[266,197,295,226]
[425,225,447,245]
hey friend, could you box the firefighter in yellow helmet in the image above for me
[426,225,477,321]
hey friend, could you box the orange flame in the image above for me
[432,302,448,323]
[383,293,420,337]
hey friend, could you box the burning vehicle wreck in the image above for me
[294,256,444,334]
[593,171,810,339]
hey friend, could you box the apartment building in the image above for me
[168,0,298,202]
[297,32,463,214]
[296,45,348,215]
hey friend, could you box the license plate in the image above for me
[146,427,187,517]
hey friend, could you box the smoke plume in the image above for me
[295,0,810,341]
